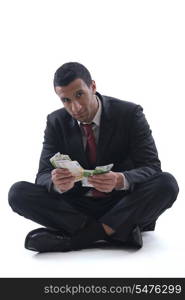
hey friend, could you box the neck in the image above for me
[91,95,99,119]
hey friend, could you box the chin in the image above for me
[73,112,91,123]
[80,118,89,123]
[78,116,89,123]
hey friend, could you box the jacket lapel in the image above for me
[96,94,116,165]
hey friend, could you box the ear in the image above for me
[91,80,96,94]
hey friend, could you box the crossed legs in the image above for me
[8,171,179,251]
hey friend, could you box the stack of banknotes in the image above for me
[50,152,113,187]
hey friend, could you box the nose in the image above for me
[71,101,82,114]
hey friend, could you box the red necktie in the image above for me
[81,123,108,198]
[81,123,96,167]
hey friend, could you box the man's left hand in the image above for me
[87,171,123,193]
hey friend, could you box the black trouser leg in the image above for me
[8,171,179,249]
[8,181,109,250]
[99,172,179,242]
[8,181,88,236]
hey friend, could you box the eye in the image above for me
[76,91,83,98]
[62,98,70,103]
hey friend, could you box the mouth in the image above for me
[73,111,86,118]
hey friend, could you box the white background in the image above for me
[0,0,184,277]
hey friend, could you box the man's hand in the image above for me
[88,171,124,193]
[51,168,76,192]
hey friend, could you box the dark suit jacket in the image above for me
[35,92,162,197]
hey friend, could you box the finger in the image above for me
[91,173,113,179]
[88,177,113,184]
[91,182,113,190]
[93,186,112,192]
[54,174,75,181]
[55,177,75,185]
[52,172,75,180]
[52,175,75,184]
[91,173,112,180]
[52,168,71,175]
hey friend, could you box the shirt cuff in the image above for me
[115,173,130,190]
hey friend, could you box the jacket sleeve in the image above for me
[123,105,162,190]
[35,115,60,191]
[35,115,87,196]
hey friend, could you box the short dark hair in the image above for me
[53,62,92,87]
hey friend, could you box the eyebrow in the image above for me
[74,89,83,96]
[61,89,83,101]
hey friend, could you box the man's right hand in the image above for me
[51,168,76,192]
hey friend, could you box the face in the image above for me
[55,78,98,123]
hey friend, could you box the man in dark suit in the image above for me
[8,62,179,252]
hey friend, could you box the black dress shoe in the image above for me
[126,225,143,249]
[141,221,156,232]
[25,228,72,253]
[107,225,143,249]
